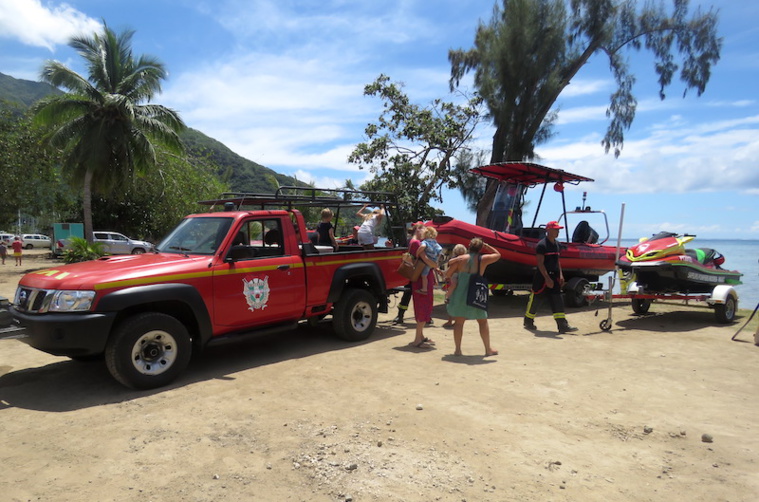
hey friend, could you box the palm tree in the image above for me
[33,22,185,241]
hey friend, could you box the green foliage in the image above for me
[349,74,482,225]
[0,107,79,231]
[88,151,228,240]
[62,236,106,263]
[33,22,187,241]
[449,0,722,224]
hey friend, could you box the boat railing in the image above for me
[558,209,610,245]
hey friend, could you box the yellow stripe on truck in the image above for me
[94,262,306,291]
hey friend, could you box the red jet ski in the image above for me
[428,162,621,306]
[617,231,743,294]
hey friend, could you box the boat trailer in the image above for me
[584,280,740,331]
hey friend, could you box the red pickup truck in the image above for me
[10,190,409,389]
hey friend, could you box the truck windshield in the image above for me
[156,217,233,255]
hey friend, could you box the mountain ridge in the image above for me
[0,71,306,193]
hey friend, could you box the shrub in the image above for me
[62,237,106,263]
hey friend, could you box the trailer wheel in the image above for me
[332,288,378,341]
[564,277,589,308]
[105,312,192,389]
[631,298,651,314]
[714,295,737,324]
[599,319,612,331]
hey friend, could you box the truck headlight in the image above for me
[47,290,96,312]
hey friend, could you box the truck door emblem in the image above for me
[242,275,270,311]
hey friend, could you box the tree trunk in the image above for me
[475,125,509,226]
[83,168,94,243]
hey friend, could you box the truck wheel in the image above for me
[564,277,589,308]
[105,313,192,389]
[714,295,736,324]
[631,298,651,314]
[332,288,378,341]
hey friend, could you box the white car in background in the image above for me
[20,234,52,249]
[93,232,153,254]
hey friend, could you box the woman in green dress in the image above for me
[445,237,501,356]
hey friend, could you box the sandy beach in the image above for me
[1,250,758,501]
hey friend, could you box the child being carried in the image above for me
[416,226,442,294]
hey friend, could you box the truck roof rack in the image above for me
[198,186,398,211]
[198,186,409,247]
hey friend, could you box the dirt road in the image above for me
[1,251,757,501]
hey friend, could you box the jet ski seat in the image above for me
[685,248,722,267]
[572,220,599,244]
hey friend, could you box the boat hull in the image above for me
[620,256,742,294]
[429,218,620,285]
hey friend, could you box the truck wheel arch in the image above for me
[327,262,388,309]
[96,284,214,349]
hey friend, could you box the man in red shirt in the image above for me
[11,236,23,266]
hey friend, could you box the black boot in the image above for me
[557,318,578,334]
[391,311,405,325]
[523,317,537,331]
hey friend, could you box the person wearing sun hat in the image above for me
[523,220,578,334]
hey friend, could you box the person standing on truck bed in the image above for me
[316,208,339,250]
[356,204,384,249]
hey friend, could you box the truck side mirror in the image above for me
[225,245,257,262]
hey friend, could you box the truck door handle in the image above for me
[277,264,290,270]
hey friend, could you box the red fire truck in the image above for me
[10,188,409,389]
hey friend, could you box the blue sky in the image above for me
[1,0,757,240]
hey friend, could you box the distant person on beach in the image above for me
[0,241,7,265]
[11,236,23,266]
[523,221,578,334]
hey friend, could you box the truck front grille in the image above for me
[14,287,51,313]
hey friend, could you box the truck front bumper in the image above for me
[9,307,117,357]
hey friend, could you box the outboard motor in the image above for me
[572,220,599,244]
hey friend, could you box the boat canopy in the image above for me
[472,162,593,187]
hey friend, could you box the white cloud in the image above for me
[0,0,100,50]
[560,78,610,98]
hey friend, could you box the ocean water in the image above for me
[613,239,759,309]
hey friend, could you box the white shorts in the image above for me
[357,231,376,245]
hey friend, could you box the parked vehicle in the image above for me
[55,231,153,256]
[20,234,51,249]
[0,233,15,245]
[427,162,622,307]
[93,232,153,254]
[9,188,408,389]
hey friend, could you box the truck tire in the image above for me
[332,288,378,342]
[714,295,736,324]
[105,312,192,389]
